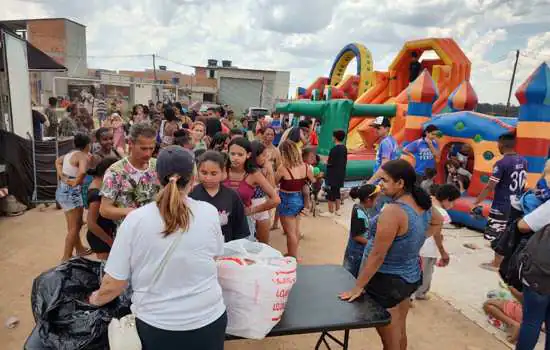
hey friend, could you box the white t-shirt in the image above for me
[524,199,550,232]
[105,199,226,331]
[419,206,451,258]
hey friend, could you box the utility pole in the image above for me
[152,54,159,102]
[505,49,520,117]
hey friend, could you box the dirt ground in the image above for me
[0,205,509,350]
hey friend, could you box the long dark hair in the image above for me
[228,137,257,173]
[208,132,229,151]
[250,140,267,167]
[381,159,432,210]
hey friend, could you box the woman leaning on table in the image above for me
[89,145,227,350]
[340,159,447,350]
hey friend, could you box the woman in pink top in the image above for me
[225,137,280,239]
[103,113,126,154]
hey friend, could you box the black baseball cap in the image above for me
[156,145,195,184]
[370,116,391,128]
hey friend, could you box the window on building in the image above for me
[203,93,214,102]
[209,70,215,79]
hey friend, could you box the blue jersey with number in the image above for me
[490,154,528,207]
[374,136,399,173]
[404,138,438,176]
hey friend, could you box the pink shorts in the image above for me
[503,300,523,323]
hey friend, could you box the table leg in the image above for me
[343,329,349,350]
[315,331,350,349]
[315,332,331,350]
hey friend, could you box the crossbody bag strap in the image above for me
[148,232,183,289]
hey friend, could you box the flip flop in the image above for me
[480,262,499,272]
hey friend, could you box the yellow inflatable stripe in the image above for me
[516,122,550,140]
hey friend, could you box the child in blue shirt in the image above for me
[343,184,380,278]
[520,159,550,214]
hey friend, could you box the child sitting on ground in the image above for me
[420,167,437,193]
[483,286,523,343]
[343,184,380,278]
[519,159,550,214]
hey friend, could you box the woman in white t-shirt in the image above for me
[413,183,460,300]
[89,145,227,350]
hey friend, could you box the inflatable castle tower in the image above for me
[515,62,550,187]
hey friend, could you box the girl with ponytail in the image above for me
[90,146,227,350]
[340,159,444,350]
[343,184,381,278]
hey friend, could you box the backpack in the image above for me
[519,224,550,294]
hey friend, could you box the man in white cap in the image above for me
[367,116,399,184]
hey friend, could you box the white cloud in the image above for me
[1,0,550,104]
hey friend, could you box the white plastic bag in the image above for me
[108,314,142,350]
[217,240,297,339]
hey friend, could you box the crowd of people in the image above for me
[45,95,550,350]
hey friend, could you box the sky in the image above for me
[2,0,550,104]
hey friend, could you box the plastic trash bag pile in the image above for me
[24,257,131,350]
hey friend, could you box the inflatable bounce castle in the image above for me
[276,38,550,230]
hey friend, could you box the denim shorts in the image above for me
[55,181,83,211]
[277,191,304,217]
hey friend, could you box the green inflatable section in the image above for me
[275,99,396,157]
[318,159,375,181]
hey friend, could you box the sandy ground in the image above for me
[0,204,512,350]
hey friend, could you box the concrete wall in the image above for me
[26,20,66,66]
[273,71,290,102]
[64,20,87,76]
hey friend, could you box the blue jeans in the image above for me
[516,287,550,350]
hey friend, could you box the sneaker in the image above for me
[335,211,342,216]
[319,212,334,218]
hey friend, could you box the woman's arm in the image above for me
[427,139,441,161]
[89,273,127,306]
[352,236,369,245]
[87,200,114,247]
[264,164,276,187]
[55,155,64,180]
[100,197,134,221]
[427,208,449,266]
[249,172,280,214]
[339,204,403,301]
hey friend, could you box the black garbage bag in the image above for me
[24,257,131,350]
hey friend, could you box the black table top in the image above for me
[228,264,391,339]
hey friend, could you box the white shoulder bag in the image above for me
[108,232,183,350]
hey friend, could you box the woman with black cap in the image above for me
[89,145,227,350]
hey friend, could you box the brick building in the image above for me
[0,18,87,104]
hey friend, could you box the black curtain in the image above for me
[0,130,73,206]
